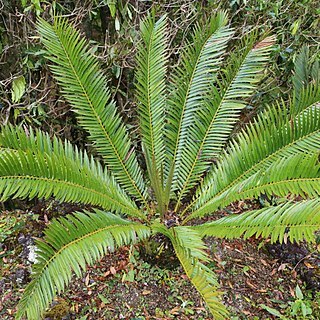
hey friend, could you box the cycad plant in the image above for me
[1,11,320,320]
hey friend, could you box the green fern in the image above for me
[174,34,275,210]
[196,199,320,243]
[184,94,320,222]
[186,152,320,220]
[135,15,168,212]
[16,210,151,320]
[37,17,148,206]
[165,12,233,199]
[169,227,228,320]
[0,11,319,320]
[0,126,144,220]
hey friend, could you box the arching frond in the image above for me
[0,141,144,220]
[16,210,151,320]
[135,14,168,212]
[0,124,87,161]
[165,12,233,196]
[136,15,167,182]
[184,98,320,222]
[175,35,275,208]
[291,46,320,115]
[169,227,227,320]
[37,17,148,206]
[196,199,320,244]
[292,83,320,116]
[187,153,320,219]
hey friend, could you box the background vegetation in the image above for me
[1,0,319,140]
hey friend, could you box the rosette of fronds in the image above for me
[1,11,319,320]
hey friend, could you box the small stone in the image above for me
[17,233,26,244]
[15,269,26,284]
[27,245,38,263]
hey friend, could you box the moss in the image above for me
[43,298,69,320]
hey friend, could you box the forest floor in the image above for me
[0,200,319,320]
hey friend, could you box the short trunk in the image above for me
[139,234,180,270]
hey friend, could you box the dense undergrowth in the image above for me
[1,0,319,133]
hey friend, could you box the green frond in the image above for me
[165,11,233,196]
[37,17,148,205]
[291,46,320,115]
[0,124,87,161]
[0,128,144,219]
[184,97,320,222]
[16,210,151,320]
[136,14,167,182]
[196,199,320,244]
[292,83,320,116]
[169,227,228,320]
[292,46,312,97]
[189,153,320,218]
[135,14,168,212]
[175,35,275,208]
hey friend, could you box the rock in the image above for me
[27,244,37,263]
[18,233,37,263]
[17,233,27,244]
[15,268,27,285]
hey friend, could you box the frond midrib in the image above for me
[54,24,149,209]
[0,147,17,152]
[146,27,157,164]
[240,177,320,193]
[213,223,320,230]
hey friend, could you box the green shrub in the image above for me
[0,11,319,320]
